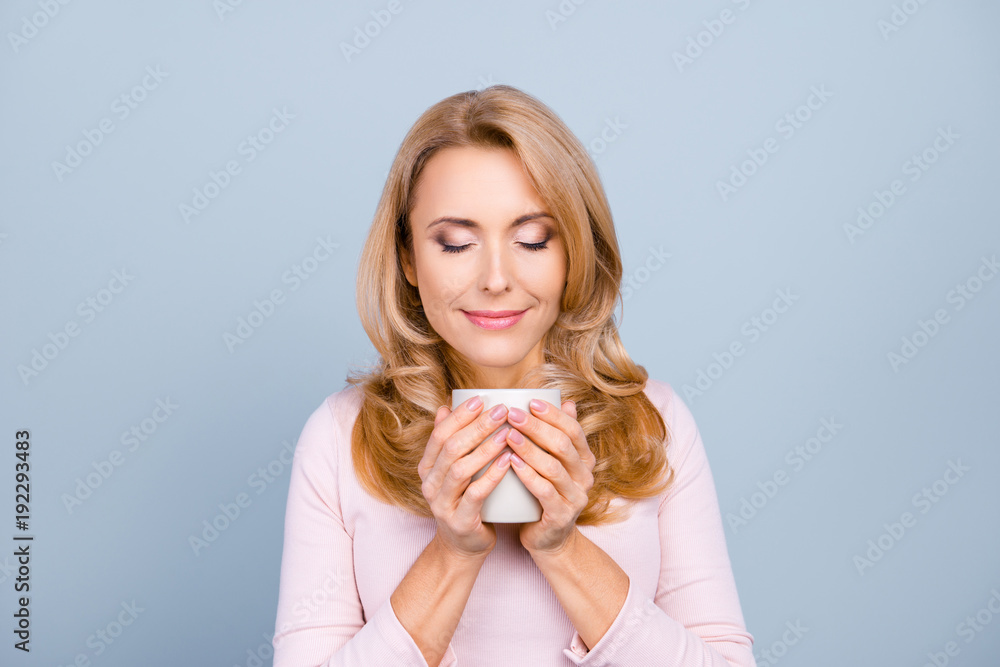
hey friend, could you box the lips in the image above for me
[462,309,527,330]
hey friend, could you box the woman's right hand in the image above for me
[417,395,513,559]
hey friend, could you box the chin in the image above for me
[466,352,524,367]
[463,348,532,368]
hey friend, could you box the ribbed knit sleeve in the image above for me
[561,383,757,667]
[271,396,457,667]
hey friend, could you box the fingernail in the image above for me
[529,399,546,412]
[508,407,526,423]
[467,395,482,410]
[497,451,511,468]
[493,426,509,443]
[510,453,524,468]
[490,404,506,420]
[507,428,523,444]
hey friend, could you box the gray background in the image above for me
[2,1,999,665]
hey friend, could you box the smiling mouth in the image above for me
[462,309,527,330]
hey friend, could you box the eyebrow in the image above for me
[426,212,553,231]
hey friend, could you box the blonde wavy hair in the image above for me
[346,84,674,525]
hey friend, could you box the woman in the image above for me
[272,84,756,666]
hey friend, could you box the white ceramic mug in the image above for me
[451,388,561,523]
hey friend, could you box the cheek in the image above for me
[522,257,566,300]
[440,277,467,303]
[423,270,469,305]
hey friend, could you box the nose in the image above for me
[478,243,513,294]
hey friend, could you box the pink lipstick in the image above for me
[462,309,527,330]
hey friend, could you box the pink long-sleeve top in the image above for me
[272,378,757,666]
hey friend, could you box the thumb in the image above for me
[434,405,450,426]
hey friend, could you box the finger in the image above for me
[508,452,586,521]
[424,402,509,494]
[555,399,594,470]
[506,431,587,502]
[420,405,454,490]
[508,402,592,480]
[434,405,450,426]
[419,396,483,483]
[436,425,511,505]
[455,448,513,524]
[558,401,593,471]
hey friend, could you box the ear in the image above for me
[399,245,417,287]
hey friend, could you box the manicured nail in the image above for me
[497,451,511,468]
[467,395,482,410]
[510,453,525,468]
[508,407,526,423]
[490,404,506,420]
[507,428,524,444]
[529,399,546,412]
[493,426,509,443]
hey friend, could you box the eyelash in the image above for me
[440,240,549,254]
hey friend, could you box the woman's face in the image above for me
[400,145,567,389]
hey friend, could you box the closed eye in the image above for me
[520,240,549,252]
[440,240,549,254]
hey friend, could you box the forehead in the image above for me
[410,146,547,220]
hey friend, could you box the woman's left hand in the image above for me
[504,399,596,554]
